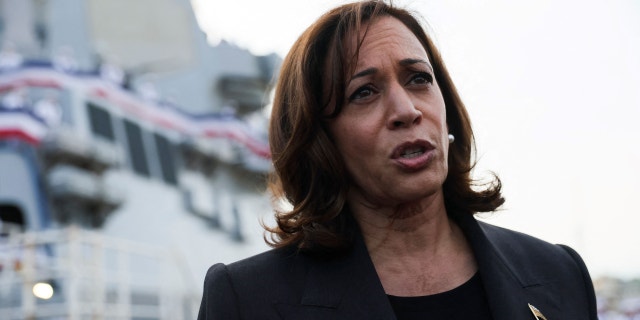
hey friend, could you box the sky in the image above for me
[191,0,640,279]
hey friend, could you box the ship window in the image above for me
[123,119,150,177]
[87,103,115,141]
[154,133,177,185]
[0,204,25,235]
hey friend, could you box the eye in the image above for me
[408,72,434,86]
[348,85,377,102]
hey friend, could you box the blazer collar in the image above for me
[453,212,556,320]
[298,232,396,319]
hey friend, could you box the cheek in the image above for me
[333,120,379,161]
[333,135,364,170]
[330,121,380,180]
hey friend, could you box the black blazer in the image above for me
[198,213,598,319]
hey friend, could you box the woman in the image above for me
[198,1,598,319]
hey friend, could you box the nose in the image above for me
[385,85,421,129]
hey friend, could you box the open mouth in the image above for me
[400,147,425,159]
[391,140,434,159]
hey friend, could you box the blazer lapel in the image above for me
[275,233,396,320]
[454,213,559,320]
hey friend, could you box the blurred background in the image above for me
[0,0,638,318]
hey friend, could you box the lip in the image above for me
[390,139,436,171]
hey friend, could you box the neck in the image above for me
[349,190,477,296]
[350,190,452,258]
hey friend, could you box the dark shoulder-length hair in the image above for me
[266,0,504,254]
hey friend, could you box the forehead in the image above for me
[348,16,430,68]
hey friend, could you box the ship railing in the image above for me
[0,226,198,320]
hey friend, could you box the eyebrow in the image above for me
[351,67,377,81]
[350,58,434,81]
[399,58,433,72]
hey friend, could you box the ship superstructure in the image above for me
[0,0,280,318]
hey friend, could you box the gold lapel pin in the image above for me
[528,303,548,320]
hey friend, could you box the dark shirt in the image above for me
[387,272,493,320]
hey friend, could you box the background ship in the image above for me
[0,0,280,318]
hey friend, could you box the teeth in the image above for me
[401,147,424,158]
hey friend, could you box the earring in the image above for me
[448,134,455,144]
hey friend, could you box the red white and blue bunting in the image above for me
[0,62,271,170]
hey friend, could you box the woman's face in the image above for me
[328,16,449,207]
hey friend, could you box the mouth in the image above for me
[391,140,434,159]
[390,140,436,171]
[399,146,425,159]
